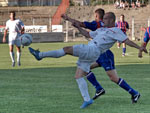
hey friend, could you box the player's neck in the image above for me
[96,19,103,22]
[10,18,16,21]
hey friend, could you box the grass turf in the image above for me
[0,42,150,113]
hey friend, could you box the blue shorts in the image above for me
[96,50,115,71]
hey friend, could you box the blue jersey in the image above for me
[143,27,150,43]
[115,21,129,34]
[84,20,115,71]
[84,20,104,31]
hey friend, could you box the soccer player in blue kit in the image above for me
[116,14,129,56]
[139,26,150,57]
[62,9,141,103]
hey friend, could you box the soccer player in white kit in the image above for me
[29,12,147,108]
[3,11,25,67]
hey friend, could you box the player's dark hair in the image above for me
[95,8,105,19]
[9,11,16,16]
[120,14,124,18]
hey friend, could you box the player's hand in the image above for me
[138,51,142,58]
[21,31,24,34]
[61,14,68,20]
[139,47,148,53]
[2,37,6,43]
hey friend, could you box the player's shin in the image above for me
[117,78,138,96]
[86,71,103,91]
[76,77,91,101]
[10,52,15,63]
[17,51,21,65]
[39,49,65,58]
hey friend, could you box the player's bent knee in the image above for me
[75,75,82,79]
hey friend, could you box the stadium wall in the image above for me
[0,32,65,43]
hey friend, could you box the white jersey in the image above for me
[5,19,24,40]
[88,27,128,53]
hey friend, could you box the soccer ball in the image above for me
[20,34,32,46]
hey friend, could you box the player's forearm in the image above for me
[67,17,85,27]
[77,27,91,39]
[124,39,140,49]
[3,30,7,39]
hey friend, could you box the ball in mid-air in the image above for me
[20,34,32,46]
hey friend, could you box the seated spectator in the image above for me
[120,1,124,9]
[136,0,141,8]
[114,0,120,9]
[125,1,130,10]
[131,2,136,9]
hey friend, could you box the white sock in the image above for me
[17,51,21,63]
[39,49,65,58]
[76,77,91,102]
[10,52,15,63]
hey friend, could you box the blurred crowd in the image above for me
[114,0,141,10]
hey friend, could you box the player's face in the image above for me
[103,13,115,28]
[120,16,124,22]
[103,14,112,27]
[10,13,15,20]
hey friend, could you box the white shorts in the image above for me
[73,44,100,73]
[9,38,21,47]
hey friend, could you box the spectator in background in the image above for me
[131,2,136,9]
[125,1,130,10]
[115,14,129,56]
[120,1,124,9]
[114,0,120,9]
[136,0,141,8]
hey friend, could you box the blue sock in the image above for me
[123,48,126,54]
[117,78,138,96]
[86,71,103,91]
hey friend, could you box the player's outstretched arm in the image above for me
[61,14,85,27]
[124,39,148,54]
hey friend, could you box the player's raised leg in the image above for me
[28,47,67,60]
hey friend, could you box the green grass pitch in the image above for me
[0,42,150,113]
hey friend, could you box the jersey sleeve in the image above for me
[126,22,129,29]
[5,21,9,30]
[113,28,128,42]
[89,30,98,39]
[143,30,149,43]
[19,19,24,27]
[83,21,97,31]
